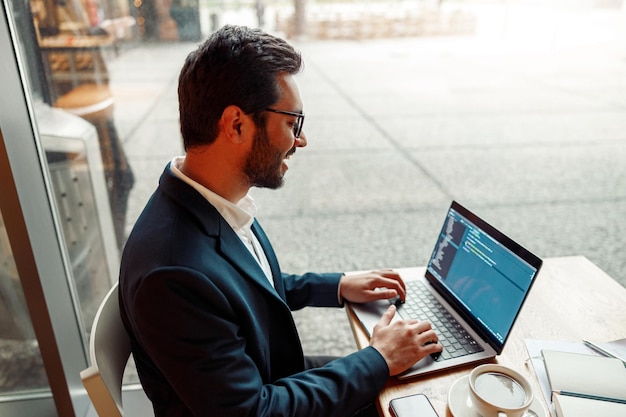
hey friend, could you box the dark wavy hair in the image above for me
[177,25,303,150]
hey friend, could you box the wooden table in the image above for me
[346,256,626,417]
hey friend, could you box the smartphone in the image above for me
[389,393,439,417]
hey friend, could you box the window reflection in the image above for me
[38,105,119,328]
[32,0,136,249]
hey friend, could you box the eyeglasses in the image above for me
[264,108,305,138]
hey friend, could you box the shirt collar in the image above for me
[169,156,256,231]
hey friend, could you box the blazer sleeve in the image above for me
[129,267,389,417]
[282,271,343,310]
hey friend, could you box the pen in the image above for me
[582,339,626,366]
[552,390,626,405]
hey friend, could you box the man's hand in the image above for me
[369,305,443,376]
[339,269,406,304]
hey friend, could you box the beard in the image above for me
[243,125,293,189]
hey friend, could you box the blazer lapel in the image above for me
[218,223,282,299]
[252,221,286,301]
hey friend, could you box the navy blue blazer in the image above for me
[119,165,389,417]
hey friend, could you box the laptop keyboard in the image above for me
[394,280,484,361]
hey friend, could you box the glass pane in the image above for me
[6,0,132,386]
[0,210,49,394]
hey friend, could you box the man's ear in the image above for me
[220,105,249,143]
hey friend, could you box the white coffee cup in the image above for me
[468,364,533,417]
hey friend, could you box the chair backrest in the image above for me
[80,282,130,417]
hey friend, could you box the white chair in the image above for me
[80,282,129,417]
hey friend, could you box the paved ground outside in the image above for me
[108,2,626,357]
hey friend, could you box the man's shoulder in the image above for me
[143,176,223,230]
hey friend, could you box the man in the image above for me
[119,25,442,417]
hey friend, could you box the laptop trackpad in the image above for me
[350,299,401,335]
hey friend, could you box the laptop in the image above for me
[349,201,542,380]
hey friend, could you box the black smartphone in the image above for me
[389,393,439,417]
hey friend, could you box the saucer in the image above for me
[447,375,548,417]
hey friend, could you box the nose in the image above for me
[296,130,307,148]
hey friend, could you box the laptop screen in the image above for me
[425,201,542,352]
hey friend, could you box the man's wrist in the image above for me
[337,273,346,304]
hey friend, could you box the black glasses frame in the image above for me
[265,108,305,138]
